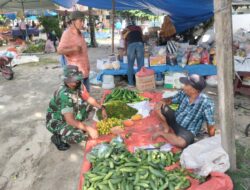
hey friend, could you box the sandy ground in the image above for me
[0,42,250,190]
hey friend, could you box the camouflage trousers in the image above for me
[46,113,87,144]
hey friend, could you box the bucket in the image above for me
[102,75,115,89]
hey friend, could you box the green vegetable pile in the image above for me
[104,88,148,103]
[23,40,45,53]
[97,101,137,120]
[83,139,196,190]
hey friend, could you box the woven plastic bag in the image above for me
[180,135,230,176]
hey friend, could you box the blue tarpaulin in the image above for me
[53,0,213,33]
[3,12,16,20]
[97,63,217,81]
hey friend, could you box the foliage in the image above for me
[227,141,250,190]
[97,100,137,120]
[116,10,158,21]
[39,16,62,38]
[23,39,46,53]
[0,15,6,22]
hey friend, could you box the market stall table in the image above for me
[12,28,40,38]
[97,63,217,81]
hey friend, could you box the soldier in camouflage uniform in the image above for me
[46,65,107,151]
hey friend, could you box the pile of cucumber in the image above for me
[104,88,148,103]
[83,141,192,190]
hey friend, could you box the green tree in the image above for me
[39,16,62,39]
[116,10,158,21]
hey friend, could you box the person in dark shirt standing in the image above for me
[124,21,144,86]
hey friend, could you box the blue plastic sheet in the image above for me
[3,12,16,20]
[96,63,217,81]
[53,0,213,33]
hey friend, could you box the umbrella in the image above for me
[0,0,57,13]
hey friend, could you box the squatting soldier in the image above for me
[46,65,107,151]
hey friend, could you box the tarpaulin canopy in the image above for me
[0,0,57,12]
[53,0,214,33]
[3,12,16,20]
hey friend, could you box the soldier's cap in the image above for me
[69,11,85,21]
[63,65,83,83]
[179,74,206,92]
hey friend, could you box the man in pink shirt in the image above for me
[58,11,90,91]
[19,18,27,41]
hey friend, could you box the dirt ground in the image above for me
[0,44,250,190]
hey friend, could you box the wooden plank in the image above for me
[214,0,237,170]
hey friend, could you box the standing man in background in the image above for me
[124,20,144,86]
[19,18,27,41]
[57,11,91,92]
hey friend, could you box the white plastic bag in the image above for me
[206,75,218,87]
[180,135,230,176]
[127,100,151,118]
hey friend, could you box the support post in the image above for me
[213,0,237,170]
[111,0,115,54]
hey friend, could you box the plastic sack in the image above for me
[112,61,120,70]
[104,63,113,70]
[188,172,233,190]
[86,143,112,162]
[136,67,154,77]
[44,40,55,53]
[206,75,218,87]
[96,59,108,70]
[188,52,201,65]
[127,100,151,118]
[89,71,102,85]
[180,135,230,177]
[110,136,124,148]
[201,50,210,64]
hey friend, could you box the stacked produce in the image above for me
[23,40,45,53]
[83,137,203,190]
[96,118,123,135]
[96,101,137,120]
[104,88,148,103]
[134,149,181,168]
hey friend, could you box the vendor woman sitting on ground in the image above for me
[46,65,107,151]
[153,74,216,148]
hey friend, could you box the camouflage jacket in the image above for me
[47,85,87,122]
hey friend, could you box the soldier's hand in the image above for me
[86,126,99,139]
[101,108,107,119]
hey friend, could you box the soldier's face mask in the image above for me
[75,80,82,89]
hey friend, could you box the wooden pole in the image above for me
[111,0,115,54]
[214,0,237,170]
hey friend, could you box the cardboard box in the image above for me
[149,55,166,66]
[164,72,187,89]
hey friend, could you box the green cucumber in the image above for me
[149,167,165,178]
